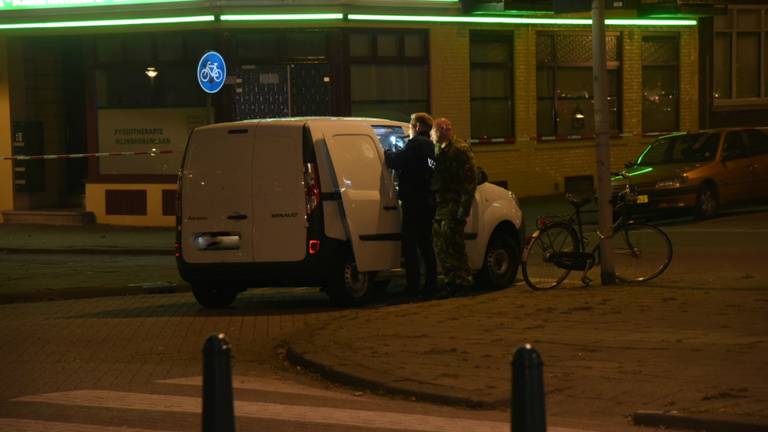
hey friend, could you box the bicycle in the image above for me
[521,172,673,290]
[200,61,224,83]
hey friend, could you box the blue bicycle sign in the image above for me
[197,51,227,94]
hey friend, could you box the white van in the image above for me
[176,118,524,308]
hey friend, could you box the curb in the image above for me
[633,411,768,432]
[284,333,507,410]
[0,247,173,256]
[0,283,189,305]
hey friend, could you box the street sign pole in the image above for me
[592,0,616,284]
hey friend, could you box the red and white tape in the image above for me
[1,149,173,161]
[470,131,673,145]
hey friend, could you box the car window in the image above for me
[638,132,717,165]
[372,125,407,152]
[722,132,750,161]
[743,129,768,156]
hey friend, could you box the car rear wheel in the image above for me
[695,185,718,219]
[477,231,521,290]
[325,249,376,307]
[192,282,239,308]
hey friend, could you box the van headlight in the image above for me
[655,176,688,189]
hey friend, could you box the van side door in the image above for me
[322,125,401,272]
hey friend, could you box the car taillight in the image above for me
[304,162,321,216]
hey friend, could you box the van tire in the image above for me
[325,250,375,307]
[477,231,520,291]
[192,282,239,308]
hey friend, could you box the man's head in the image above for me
[409,112,433,138]
[431,118,454,144]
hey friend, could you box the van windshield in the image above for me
[638,132,719,166]
[372,126,407,152]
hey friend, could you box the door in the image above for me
[743,129,768,199]
[323,124,401,272]
[250,123,307,262]
[181,126,255,264]
[718,131,754,203]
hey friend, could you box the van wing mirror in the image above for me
[476,166,488,185]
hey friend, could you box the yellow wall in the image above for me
[85,183,176,227]
[428,24,699,197]
[0,37,13,222]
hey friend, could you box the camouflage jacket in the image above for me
[433,137,476,220]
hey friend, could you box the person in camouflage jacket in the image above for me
[430,118,477,296]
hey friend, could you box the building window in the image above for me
[94,33,212,109]
[642,36,679,133]
[348,30,429,122]
[470,32,514,140]
[536,33,621,138]
[714,7,768,102]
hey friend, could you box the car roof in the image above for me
[195,117,406,132]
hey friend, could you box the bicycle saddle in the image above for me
[565,193,593,209]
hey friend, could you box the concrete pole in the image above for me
[592,0,616,284]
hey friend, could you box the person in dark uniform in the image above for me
[384,112,438,300]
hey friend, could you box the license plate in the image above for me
[636,194,649,204]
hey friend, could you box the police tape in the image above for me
[1,149,173,161]
[469,131,672,145]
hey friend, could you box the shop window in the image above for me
[94,33,212,109]
[714,6,768,102]
[536,33,621,138]
[642,36,679,133]
[470,32,514,140]
[348,30,428,122]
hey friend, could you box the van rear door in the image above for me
[322,123,401,272]
[250,123,307,262]
[181,126,255,263]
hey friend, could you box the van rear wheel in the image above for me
[192,282,239,308]
[325,251,375,307]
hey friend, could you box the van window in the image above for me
[331,135,381,191]
[744,129,768,156]
[723,132,749,160]
[372,126,407,152]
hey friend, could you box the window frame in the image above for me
[469,31,515,142]
[713,6,768,107]
[535,31,623,140]
[641,34,680,134]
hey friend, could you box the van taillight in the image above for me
[304,162,321,216]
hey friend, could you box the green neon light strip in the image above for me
[0,15,215,29]
[220,13,344,21]
[348,14,697,26]
[0,0,198,11]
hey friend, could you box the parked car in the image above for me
[614,128,768,218]
[176,117,524,308]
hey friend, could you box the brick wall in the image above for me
[429,24,699,198]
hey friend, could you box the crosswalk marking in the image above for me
[0,418,176,432]
[14,390,594,432]
[159,375,359,400]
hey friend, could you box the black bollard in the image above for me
[511,344,546,432]
[202,333,235,432]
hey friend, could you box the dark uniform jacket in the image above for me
[384,134,436,205]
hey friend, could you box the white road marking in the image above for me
[0,418,177,432]
[159,375,359,400]
[14,390,594,432]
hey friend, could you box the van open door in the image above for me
[322,124,401,272]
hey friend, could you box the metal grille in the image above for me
[556,34,593,64]
[606,35,619,62]
[536,34,555,64]
[642,38,679,65]
[290,63,332,117]
[233,65,290,120]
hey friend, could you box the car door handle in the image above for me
[227,214,248,220]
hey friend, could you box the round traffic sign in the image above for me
[197,51,227,94]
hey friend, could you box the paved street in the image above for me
[0,209,766,431]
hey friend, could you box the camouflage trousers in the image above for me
[433,217,474,288]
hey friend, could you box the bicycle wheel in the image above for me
[522,223,579,290]
[612,222,672,283]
